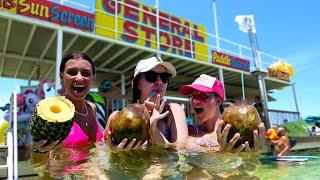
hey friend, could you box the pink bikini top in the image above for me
[63,104,103,147]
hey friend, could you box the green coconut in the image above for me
[109,103,150,144]
[222,103,261,147]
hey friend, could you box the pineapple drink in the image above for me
[222,103,261,147]
[30,97,75,142]
[109,103,150,144]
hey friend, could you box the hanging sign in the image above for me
[212,51,250,72]
[95,0,208,61]
[13,0,95,32]
[268,68,290,82]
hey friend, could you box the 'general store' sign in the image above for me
[96,0,208,61]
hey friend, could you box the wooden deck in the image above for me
[291,136,320,150]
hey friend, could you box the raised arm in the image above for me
[168,103,189,143]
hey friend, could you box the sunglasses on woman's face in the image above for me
[143,71,172,83]
[191,92,217,100]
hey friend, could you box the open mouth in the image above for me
[72,84,86,93]
[194,107,204,114]
[154,86,162,93]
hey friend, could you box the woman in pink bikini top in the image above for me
[63,101,103,147]
[32,51,103,152]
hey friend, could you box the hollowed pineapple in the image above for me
[30,96,75,142]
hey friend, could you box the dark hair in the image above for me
[60,51,96,75]
[131,74,142,103]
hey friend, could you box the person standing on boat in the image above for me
[272,127,291,156]
[253,95,264,122]
[179,74,266,152]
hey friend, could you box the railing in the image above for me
[268,109,301,127]
[0,98,16,180]
[101,93,132,118]
[0,126,14,180]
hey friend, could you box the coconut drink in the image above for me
[30,96,75,142]
[109,103,150,144]
[222,103,261,147]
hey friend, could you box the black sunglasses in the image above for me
[143,71,172,83]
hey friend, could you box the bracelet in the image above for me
[32,148,49,154]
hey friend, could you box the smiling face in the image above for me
[60,58,95,102]
[138,65,169,102]
[190,91,221,123]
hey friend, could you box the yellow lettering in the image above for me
[30,3,39,15]
[18,0,29,13]
[214,52,230,65]
[40,5,49,18]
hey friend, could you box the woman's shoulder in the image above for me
[167,102,184,111]
[109,110,119,117]
[86,101,96,110]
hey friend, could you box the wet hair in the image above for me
[131,74,142,103]
[60,51,96,75]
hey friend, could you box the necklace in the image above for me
[75,102,88,117]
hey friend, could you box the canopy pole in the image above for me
[218,68,226,100]
[248,26,271,128]
[212,0,220,50]
[115,0,118,40]
[121,74,125,95]
[121,74,126,107]
[189,26,194,59]
[13,90,18,179]
[292,82,300,119]
[55,29,63,95]
[241,73,245,100]
[155,0,161,59]
[257,73,270,128]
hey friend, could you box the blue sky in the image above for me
[1,0,319,120]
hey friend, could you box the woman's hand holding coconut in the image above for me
[104,129,144,150]
[243,123,266,152]
[221,103,266,153]
[32,140,61,153]
[215,120,245,153]
[214,108,266,153]
[104,108,147,150]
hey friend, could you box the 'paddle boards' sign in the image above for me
[212,51,250,72]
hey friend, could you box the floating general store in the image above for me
[0,0,302,178]
[0,0,300,125]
